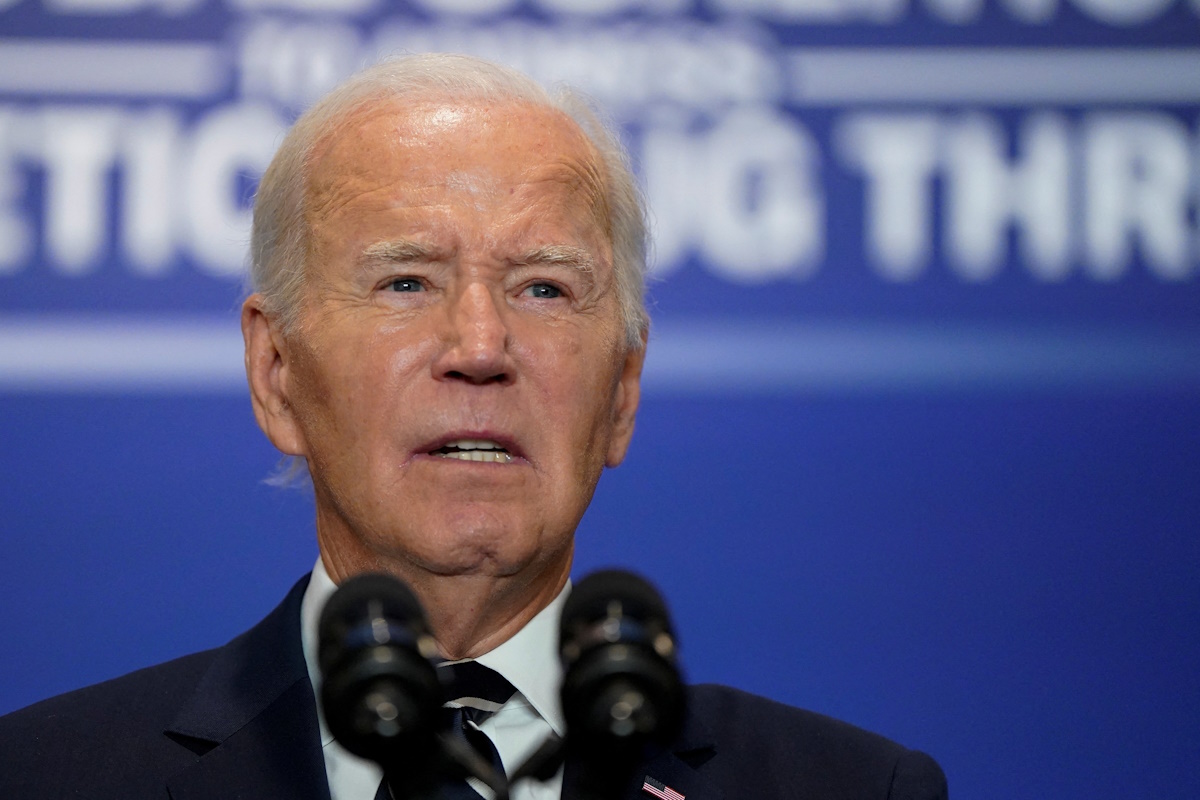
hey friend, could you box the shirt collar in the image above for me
[474,578,568,736]
[300,558,339,746]
[300,558,568,745]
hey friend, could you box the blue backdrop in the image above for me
[2,1,1199,798]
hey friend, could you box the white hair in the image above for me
[249,52,649,348]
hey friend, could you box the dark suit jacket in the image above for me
[0,576,947,800]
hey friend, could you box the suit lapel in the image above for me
[561,703,722,800]
[163,576,331,800]
[627,749,723,800]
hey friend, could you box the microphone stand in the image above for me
[507,732,566,786]
[438,731,511,800]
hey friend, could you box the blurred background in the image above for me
[2,1,1198,798]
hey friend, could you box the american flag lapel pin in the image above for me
[641,775,685,800]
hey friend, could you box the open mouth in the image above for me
[430,438,514,464]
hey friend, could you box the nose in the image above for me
[433,281,513,385]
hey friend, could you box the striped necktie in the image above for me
[439,660,517,799]
[374,660,516,800]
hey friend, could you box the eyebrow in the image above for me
[359,239,439,264]
[358,240,596,273]
[513,245,596,273]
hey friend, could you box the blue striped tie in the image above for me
[438,660,516,799]
[373,660,515,800]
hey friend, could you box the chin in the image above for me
[403,517,541,576]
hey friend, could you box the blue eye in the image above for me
[389,278,423,292]
[524,283,562,299]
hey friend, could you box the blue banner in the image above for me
[2,2,1199,798]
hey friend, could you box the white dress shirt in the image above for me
[300,558,568,800]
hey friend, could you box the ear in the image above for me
[605,329,647,468]
[242,295,308,457]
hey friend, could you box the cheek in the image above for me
[342,327,440,447]
[517,325,587,403]
[379,322,433,381]
[292,324,422,451]
[523,327,622,451]
[290,364,362,468]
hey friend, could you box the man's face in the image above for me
[248,97,642,588]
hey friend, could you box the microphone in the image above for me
[319,573,512,800]
[559,569,686,763]
[317,573,442,771]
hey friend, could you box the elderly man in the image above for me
[0,55,946,800]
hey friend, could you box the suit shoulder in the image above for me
[0,647,217,789]
[1,646,216,734]
[686,684,948,800]
[0,577,312,796]
[688,683,907,758]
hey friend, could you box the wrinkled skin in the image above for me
[242,97,644,657]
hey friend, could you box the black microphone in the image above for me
[318,573,442,773]
[559,569,686,765]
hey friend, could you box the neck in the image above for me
[408,566,569,659]
[318,534,571,660]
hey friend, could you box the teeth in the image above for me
[432,438,514,463]
[445,439,502,450]
[438,450,513,464]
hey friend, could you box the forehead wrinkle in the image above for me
[510,159,612,275]
[534,154,608,226]
[444,170,495,196]
[304,105,410,229]
[303,99,615,285]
